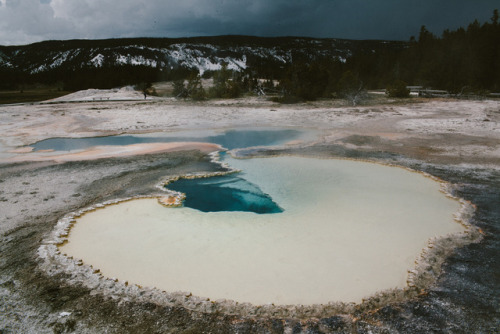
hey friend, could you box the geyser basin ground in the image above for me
[60,156,465,305]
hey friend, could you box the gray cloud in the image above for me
[0,0,498,45]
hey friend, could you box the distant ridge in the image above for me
[0,35,407,76]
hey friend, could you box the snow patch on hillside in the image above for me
[51,50,71,68]
[166,44,247,74]
[0,51,13,67]
[90,54,104,67]
[31,51,73,73]
[115,54,158,67]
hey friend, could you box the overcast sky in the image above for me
[0,0,497,45]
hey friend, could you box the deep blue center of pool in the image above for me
[166,174,283,214]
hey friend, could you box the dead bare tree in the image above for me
[339,71,366,106]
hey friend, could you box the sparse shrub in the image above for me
[226,80,242,98]
[279,62,330,101]
[208,63,242,98]
[146,86,158,96]
[172,80,187,98]
[186,73,206,100]
[386,80,410,98]
[172,73,206,100]
[190,85,207,101]
[135,82,158,98]
[270,95,303,104]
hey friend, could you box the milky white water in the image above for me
[60,157,464,305]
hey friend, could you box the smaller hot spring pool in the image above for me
[29,128,312,152]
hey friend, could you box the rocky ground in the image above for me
[0,93,499,333]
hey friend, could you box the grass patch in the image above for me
[0,88,72,105]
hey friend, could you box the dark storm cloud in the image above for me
[0,0,498,45]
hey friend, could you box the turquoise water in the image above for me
[167,151,283,214]
[167,174,283,214]
[31,129,302,151]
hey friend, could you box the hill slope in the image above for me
[0,36,406,86]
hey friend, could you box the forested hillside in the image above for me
[0,36,404,92]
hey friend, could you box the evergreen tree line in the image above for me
[278,9,500,101]
[172,63,281,100]
[402,10,500,93]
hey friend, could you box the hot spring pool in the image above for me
[59,156,465,305]
[29,128,309,152]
